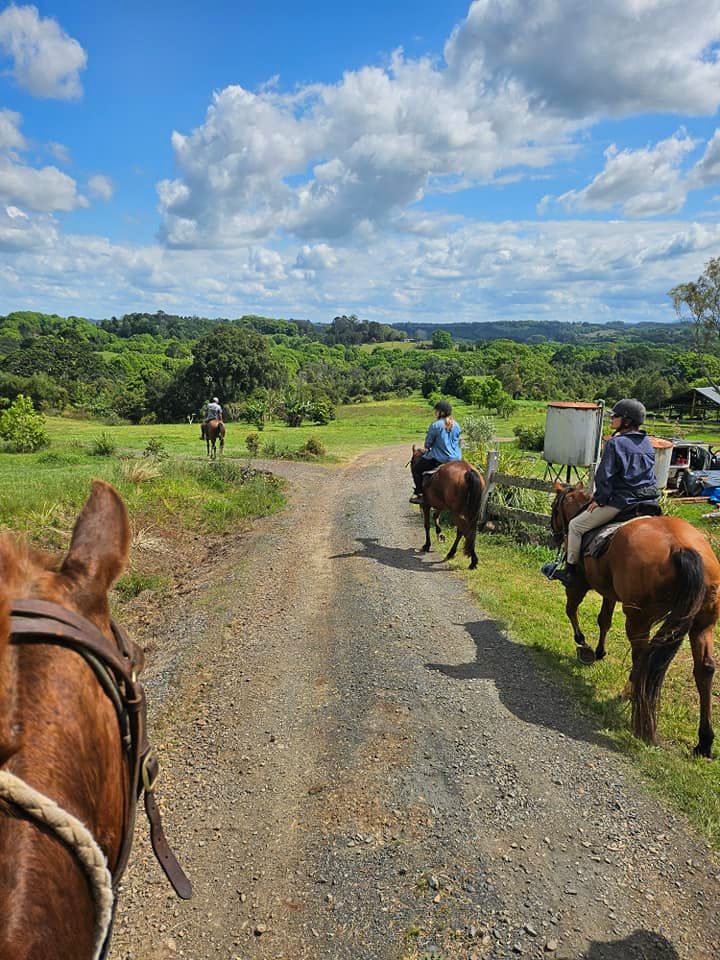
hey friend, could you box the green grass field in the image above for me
[6,396,720,845]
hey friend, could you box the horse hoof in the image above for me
[576,645,596,665]
[422,545,431,553]
[438,534,446,543]
[595,649,606,662]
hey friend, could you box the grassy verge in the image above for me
[0,454,285,551]
[442,530,720,846]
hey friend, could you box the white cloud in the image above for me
[0,160,87,212]
[88,174,114,201]
[0,109,86,212]
[157,1,720,250]
[552,133,697,217]
[0,4,87,99]
[47,141,71,166]
[2,216,720,325]
[445,0,720,117]
[0,109,25,155]
[690,129,720,188]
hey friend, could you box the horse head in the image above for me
[550,481,591,545]
[0,481,190,959]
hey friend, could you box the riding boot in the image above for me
[550,562,577,586]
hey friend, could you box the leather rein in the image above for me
[7,599,192,906]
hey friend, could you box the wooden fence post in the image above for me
[480,449,499,524]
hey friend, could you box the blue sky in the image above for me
[1,1,720,324]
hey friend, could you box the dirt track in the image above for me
[111,447,720,960]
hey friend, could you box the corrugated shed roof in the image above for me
[692,386,720,405]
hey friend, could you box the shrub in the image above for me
[142,437,167,460]
[300,436,327,458]
[463,415,496,456]
[0,395,49,452]
[246,432,261,456]
[115,571,169,601]
[513,424,545,452]
[88,432,117,457]
[497,396,518,418]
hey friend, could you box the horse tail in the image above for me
[462,469,483,559]
[633,547,706,744]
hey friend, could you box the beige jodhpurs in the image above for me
[566,504,620,565]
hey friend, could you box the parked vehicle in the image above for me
[669,440,720,495]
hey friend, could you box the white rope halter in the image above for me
[0,770,114,960]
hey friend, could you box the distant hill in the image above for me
[390,320,697,346]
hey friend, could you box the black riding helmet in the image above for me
[611,398,646,426]
[434,400,453,417]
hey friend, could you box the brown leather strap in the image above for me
[145,789,192,899]
[8,599,191,901]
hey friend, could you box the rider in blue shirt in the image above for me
[410,400,462,504]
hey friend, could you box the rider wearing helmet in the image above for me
[548,398,657,586]
[409,399,462,504]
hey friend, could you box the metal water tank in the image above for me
[649,436,673,489]
[543,402,604,466]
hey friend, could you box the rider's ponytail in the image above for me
[444,416,455,431]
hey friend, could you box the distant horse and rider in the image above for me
[544,399,719,756]
[0,481,190,960]
[409,400,484,569]
[200,396,225,459]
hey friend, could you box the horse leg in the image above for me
[565,581,593,662]
[463,519,479,570]
[622,609,651,703]
[689,618,717,758]
[445,526,462,561]
[595,597,616,661]
[434,509,445,542]
[421,504,432,552]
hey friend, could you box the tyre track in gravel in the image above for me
[111,446,720,960]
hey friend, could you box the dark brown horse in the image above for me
[550,482,720,755]
[201,418,225,459]
[411,447,485,569]
[0,481,189,960]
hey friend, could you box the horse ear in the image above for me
[575,481,585,490]
[61,481,131,597]
[552,481,564,492]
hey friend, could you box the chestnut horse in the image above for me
[411,448,484,569]
[201,418,225,459]
[0,481,190,960]
[550,482,720,755]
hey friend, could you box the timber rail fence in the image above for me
[479,449,554,531]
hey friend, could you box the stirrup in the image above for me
[409,494,424,505]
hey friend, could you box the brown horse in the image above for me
[0,481,190,960]
[550,482,720,755]
[201,418,225,459]
[411,448,484,569]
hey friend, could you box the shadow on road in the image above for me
[582,930,679,959]
[427,619,625,750]
[330,537,446,572]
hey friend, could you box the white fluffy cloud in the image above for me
[690,129,720,188]
[0,110,86,212]
[445,0,720,117]
[550,133,698,217]
[157,0,720,249]
[0,4,87,99]
[88,174,114,201]
[2,215,720,325]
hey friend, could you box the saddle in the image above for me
[581,500,662,560]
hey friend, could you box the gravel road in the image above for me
[110,447,720,960]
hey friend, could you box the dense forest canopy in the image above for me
[0,308,718,425]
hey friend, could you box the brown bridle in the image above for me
[6,599,192,953]
[550,486,590,546]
